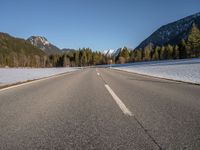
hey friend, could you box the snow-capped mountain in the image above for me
[103,48,121,57]
[113,48,122,57]
[136,12,200,50]
[103,49,115,56]
[27,36,61,55]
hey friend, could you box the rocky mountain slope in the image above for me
[27,36,61,55]
[136,12,200,50]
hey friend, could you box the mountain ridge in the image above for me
[136,12,200,50]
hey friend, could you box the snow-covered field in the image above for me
[111,58,200,84]
[0,67,79,86]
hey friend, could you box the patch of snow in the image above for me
[102,50,108,55]
[0,67,79,86]
[38,36,49,45]
[103,49,115,56]
[110,58,200,84]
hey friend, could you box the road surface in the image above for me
[0,68,200,150]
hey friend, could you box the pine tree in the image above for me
[133,50,142,62]
[143,45,151,61]
[92,52,99,65]
[136,50,142,61]
[63,55,70,67]
[81,50,87,66]
[172,45,179,59]
[129,50,135,62]
[160,46,166,60]
[179,40,187,59]
[120,47,130,62]
[153,46,160,60]
[186,23,200,57]
[166,44,173,59]
[75,51,80,66]
[86,48,92,65]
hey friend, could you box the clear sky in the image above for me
[0,0,200,51]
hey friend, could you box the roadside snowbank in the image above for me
[0,67,79,86]
[111,59,200,84]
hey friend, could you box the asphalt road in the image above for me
[0,68,200,150]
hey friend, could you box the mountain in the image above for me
[103,47,134,57]
[113,48,122,57]
[103,49,115,56]
[0,32,47,67]
[136,12,200,50]
[103,48,121,57]
[27,36,61,55]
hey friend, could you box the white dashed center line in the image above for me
[96,68,132,116]
[105,84,133,116]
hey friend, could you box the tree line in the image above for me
[0,32,109,67]
[0,47,109,68]
[114,23,200,64]
[0,23,199,67]
[0,53,49,68]
[0,33,48,68]
[49,48,108,67]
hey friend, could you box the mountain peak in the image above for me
[27,36,61,55]
[28,36,50,46]
[103,49,115,55]
[103,48,122,57]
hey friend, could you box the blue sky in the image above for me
[0,0,199,51]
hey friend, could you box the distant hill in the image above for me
[0,33,48,67]
[27,36,61,55]
[62,48,76,53]
[136,12,200,50]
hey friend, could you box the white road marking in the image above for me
[0,72,75,92]
[105,84,133,116]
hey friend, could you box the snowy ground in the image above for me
[111,58,200,84]
[0,67,79,86]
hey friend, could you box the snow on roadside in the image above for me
[111,58,200,84]
[0,67,79,86]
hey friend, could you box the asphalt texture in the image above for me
[0,68,200,150]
